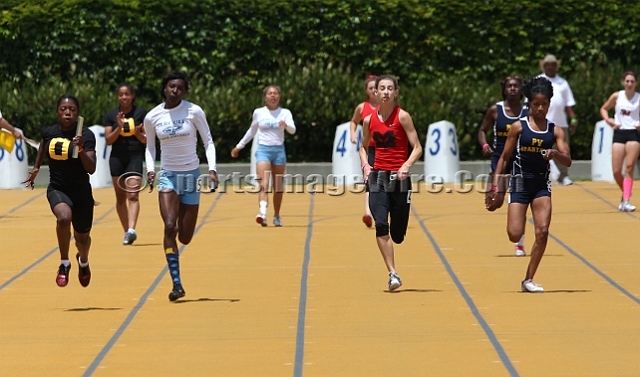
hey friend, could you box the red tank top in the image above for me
[361,101,378,147]
[369,106,407,171]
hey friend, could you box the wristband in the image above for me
[482,143,489,149]
[571,118,578,123]
[77,147,83,153]
[362,163,370,169]
[490,186,498,192]
[605,116,610,121]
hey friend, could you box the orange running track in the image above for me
[0,181,639,376]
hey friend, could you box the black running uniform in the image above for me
[42,124,96,233]
[103,105,147,177]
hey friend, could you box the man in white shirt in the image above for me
[539,54,578,185]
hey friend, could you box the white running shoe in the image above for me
[521,279,544,292]
[515,245,526,256]
[123,230,137,245]
[388,272,402,291]
[255,214,267,227]
[620,201,636,212]
[560,177,573,186]
[273,216,283,227]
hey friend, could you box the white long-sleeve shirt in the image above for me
[235,106,296,149]
[144,100,217,172]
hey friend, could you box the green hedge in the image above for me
[0,60,628,165]
[0,0,637,87]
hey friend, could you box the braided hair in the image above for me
[521,76,553,102]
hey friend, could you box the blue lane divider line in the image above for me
[0,206,115,291]
[412,207,520,377]
[82,192,223,377]
[293,192,314,377]
[0,191,45,221]
[524,216,640,306]
[575,183,637,218]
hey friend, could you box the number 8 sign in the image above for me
[424,120,460,183]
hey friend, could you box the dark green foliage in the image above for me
[0,0,636,164]
[1,0,637,85]
[1,62,628,165]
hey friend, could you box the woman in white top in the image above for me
[600,71,640,212]
[231,85,296,227]
[145,72,219,301]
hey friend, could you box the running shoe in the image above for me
[56,263,71,287]
[521,279,544,292]
[560,177,573,186]
[123,230,137,245]
[362,214,373,228]
[388,272,402,292]
[169,283,186,301]
[273,216,283,227]
[76,253,91,287]
[255,214,267,227]
[620,201,636,212]
[515,245,526,257]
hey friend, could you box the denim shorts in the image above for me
[157,167,201,205]
[255,144,286,165]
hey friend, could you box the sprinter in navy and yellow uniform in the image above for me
[478,76,528,255]
[486,77,571,293]
[23,95,96,289]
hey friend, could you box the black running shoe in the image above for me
[76,253,91,287]
[168,284,186,301]
[56,263,71,287]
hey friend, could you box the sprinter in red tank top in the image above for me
[349,76,379,227]
[359,75,423,292]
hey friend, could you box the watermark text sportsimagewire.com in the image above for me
[116,170,515,196]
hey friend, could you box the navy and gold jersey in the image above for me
[41,124,96,191]
[513,117,555,179]
[492,101,527,159]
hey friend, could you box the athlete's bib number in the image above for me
[48,138,72,160]
[120,118,136,136]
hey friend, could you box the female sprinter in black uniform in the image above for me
[23,95,97,287]
[104,83,147,245]
[478,76,528,256]
[487,77,571,292]
[360,75,423,291]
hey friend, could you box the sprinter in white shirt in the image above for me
[145,72,218,302]
[231,85,296,227]
[599,71,640,212]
